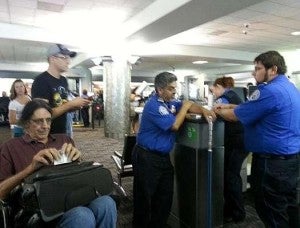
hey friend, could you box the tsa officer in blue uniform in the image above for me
[211,76,249,223]
[132,72,216,228]
[214,51,300,228]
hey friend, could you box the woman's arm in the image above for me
[8,109,17,125]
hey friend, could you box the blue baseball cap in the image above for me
[47,44,77,58]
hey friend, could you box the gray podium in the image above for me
[169,118,224,228]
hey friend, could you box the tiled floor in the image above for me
[0,124,264,228]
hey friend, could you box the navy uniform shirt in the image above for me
[234,75,300,155]
[215,89,230,104]
[137,94,182,154]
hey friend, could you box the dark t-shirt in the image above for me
[0,134,74,182]
[31,71,69,134]
[0,96,10,112]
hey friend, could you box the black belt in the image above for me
[253,153,299,160]
[136,144,169,157]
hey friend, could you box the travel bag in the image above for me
[15,161,114,226]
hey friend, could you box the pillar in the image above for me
[102,56,131,139]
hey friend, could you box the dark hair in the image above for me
[19,99,52,126]
[254,50,287,74]
[9,79,28,100]
[154,72,177,92]
[213,76,234,88]
[82,89,88,95]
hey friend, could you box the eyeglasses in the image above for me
[54,55,70,60]
[30,118,52,126]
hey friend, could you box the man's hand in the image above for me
[201,107,217,122]
[61,143,81,161]
[212,103,238,122]
[30,148,61,172]
[213,103,236,111]
[69,97,91,109]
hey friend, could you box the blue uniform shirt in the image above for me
[137,94,182,153]
[215,89,230,104]
[234,75,300,155]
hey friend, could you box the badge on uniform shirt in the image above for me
[159,105,169,115]
[249,89,260,101]
[170,105,176,113]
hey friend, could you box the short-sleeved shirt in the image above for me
[234,75,300,155]
[31,71,69,134]
[137,94,182,153]
[0,134,74,182]
[215,89,230,104]
[8,97,31,129]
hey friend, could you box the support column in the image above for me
[70,67,93,93]
[102,56,131,139]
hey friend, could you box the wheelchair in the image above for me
[0,186,54,228]
[1,185,121,228]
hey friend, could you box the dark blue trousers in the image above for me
[250,154,299,228]
[132,145,173,228]
[223,146,249,221]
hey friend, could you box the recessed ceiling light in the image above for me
[291,31,300,36]
[193,60,208,64]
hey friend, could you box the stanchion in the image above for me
[207,116,213,228]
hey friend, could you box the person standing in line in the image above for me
[31,44,90,134]
[8,79,31,137]
[0,91,10,122]
[213,50,300,228]
[210,76,249,223]
[132,72,216,228]
[81,89,90,127]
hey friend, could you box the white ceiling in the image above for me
[0,0,300,82]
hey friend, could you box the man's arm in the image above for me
[31,76,90,119]
[172,101,217,131]
[213,104,239,122]
[0,148,60,200]
[0,142,81,200]
[51,97,91,119]
[172,100,193,131]
[0,165,34,200]
[188,103,216,121]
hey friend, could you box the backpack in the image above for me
[14,161,114,227]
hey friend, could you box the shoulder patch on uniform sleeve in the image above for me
[215,98,222,104]
[249,89,260,101]
[159,105,169,115]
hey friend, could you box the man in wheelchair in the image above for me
[0,99,117,228]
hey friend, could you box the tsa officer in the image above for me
[214,50,300,228]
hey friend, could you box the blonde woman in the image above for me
[8,79,31,137]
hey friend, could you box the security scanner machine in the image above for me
[169,116,224,228]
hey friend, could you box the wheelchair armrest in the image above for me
[123,164,133,171]
[0,185,23,228]
[111,155,122,170]
[1,199,11,228]
[113,151,122,158]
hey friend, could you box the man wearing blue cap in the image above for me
[31,44,90,134]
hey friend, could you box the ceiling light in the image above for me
[91,57,102,66]
[193,60,208,64]
[291,31,300,36]
[128,56,141,64]
[37,0,67,12]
